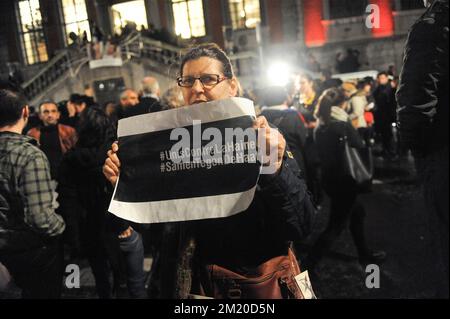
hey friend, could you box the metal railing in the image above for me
[20,32,183,100]
[20,47,88,100]
[122,32,182,77]
[20,31,259,100]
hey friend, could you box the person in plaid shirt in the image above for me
[0,88,65,298]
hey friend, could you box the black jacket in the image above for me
[261,108,308,175]
[57,143,127,251]
[58,145,112,220]
[314,120,364,194]
[397,0,449,155]
[111,98,163,130]
[195,152,316,267]
[124,97,162,118]
[373,84,396,124]
[0,133,65,253]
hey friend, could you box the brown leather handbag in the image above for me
[199,248,304,299]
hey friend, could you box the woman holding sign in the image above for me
[103,43,316,299]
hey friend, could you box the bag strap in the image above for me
[297,111,307,124]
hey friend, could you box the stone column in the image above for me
[145,0,162,30]
[94,0,113,36]
[205,0,225,47]
[40,0,65,55]
[265,0,284,43]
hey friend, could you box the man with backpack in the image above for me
[0,88,65,298]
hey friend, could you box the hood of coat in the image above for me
[330,106,350,123]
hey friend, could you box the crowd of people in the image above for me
[0,51,401,299]
[0,0,447,299]
[258,70,402,270]
[0,74,187,298]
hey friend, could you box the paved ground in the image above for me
[300,154,442,299]
[0,153,444,299]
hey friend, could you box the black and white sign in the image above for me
[109,98,261,224]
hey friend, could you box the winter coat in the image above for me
[57,143,119,251]
[0,132,65,253]
[397,0,449,155]
[261,108,308,174]
[151,151,317,298]
[348,93,368,129]
[314,117,365,195]
[27,124,77,154]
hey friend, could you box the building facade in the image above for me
[0,0,425,81]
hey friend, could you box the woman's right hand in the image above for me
[118,226,133,239]
[103,142,120,186]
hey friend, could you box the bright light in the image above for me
[112,0,148,33]
[267,62,291,87]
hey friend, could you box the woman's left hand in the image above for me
[253,116,286,174]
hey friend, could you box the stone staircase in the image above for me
[20,32,184,105]
[20,32,259,106]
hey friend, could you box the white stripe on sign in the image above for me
[109,186,257,224]
[118,97,256,138]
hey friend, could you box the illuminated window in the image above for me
[112,0,148,35]
[17,0,48,65]
[228,0,261,29]
[328,0,367,19]
[61,0,91,44]
[172,0,206,39]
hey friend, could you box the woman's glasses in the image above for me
[177,74,228,89]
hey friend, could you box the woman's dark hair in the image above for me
[76,107,116,148]
[357,79,370,90]
[179,43,234,79]
[69,93,83,104]
[315,87,347,124]
[69,94,95,108]
[0,89,27,127]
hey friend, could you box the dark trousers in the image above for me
[0,239,63,299]
[85,233,120,299]
[119,230,147,298]
[415,147,449,298]
[304,134,323,206]
[375,121,394,156]
[309,192,370,263]
[83,217,126,299]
